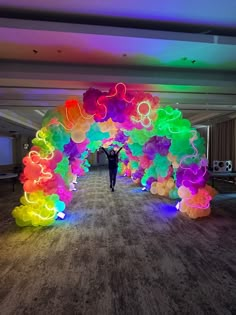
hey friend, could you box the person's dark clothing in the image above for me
[101,147,123,188]
[107,153,119,169]
[109,168,117,188]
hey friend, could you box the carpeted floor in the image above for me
[0,167,236,315]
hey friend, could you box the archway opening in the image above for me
[12,83,217,227]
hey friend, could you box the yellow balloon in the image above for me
[150,182,157,194]
[157,187,165,196]
[166,178,174,189]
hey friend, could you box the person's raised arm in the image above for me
[117,144,125,155]
[101,147,109,157]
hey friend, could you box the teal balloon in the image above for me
[56,201,65,212]
[47,125,70,151]
[153,154,171,178]
[169,187,179,199]
[86,124,109,141]
[130,160,139,170]
[128,143,143,156]
[141,164,157,186]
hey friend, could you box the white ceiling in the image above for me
[0,1,235,133]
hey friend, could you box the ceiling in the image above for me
[0,0,236,134]
[1,0,236,28]
[1,28,236,70]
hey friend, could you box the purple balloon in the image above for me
[115,130,129,143]
[64,139,80,161]
[106,98,128,123]
[132,168,144,180]
[176,163,209,194]
[123,158,129,165]
[143,136,171,159]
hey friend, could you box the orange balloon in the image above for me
[150,182,157,194]
[71,130,86,143]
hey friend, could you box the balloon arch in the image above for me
[12,83,216,226]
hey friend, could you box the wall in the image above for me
[0,136,14,166]
[88,151,108,166]
[0,133,33,173]
[14,134,33,165]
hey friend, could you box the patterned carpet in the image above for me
[0,167,236,315]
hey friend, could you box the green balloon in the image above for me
[55,157,69,178]
[153,154,171,178]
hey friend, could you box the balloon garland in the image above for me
[12,83,217,226]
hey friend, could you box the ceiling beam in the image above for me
[1,17,236,45]
[190,112,223,124]
[191,110,236,125]
[0,110,40,130]
[1,61,236,88]
[0,99,235,109]
[1,17,236,46]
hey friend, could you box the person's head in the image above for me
[110,149,115,156]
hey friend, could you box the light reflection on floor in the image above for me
[157,203,178,218]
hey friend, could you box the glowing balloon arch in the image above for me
[12,83,217,226]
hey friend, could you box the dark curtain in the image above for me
[209,119,236,169]
[196,126,208,158]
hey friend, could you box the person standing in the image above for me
[101,146,124,191]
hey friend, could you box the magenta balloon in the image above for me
[83,88,102,115]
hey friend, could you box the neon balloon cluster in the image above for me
[12,83,217,226]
